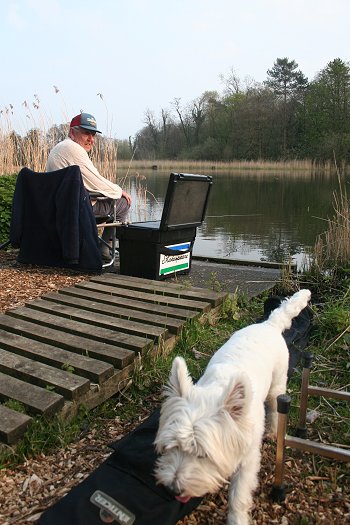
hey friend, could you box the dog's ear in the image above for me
[223,375,251,420]
[165,356,193,398]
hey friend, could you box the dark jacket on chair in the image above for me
[10,166,102,272]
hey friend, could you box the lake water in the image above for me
[127,169,349,269]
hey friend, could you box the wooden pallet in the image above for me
[0,273,227,444]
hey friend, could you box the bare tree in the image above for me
[220,68,242,96]
[144,109,159,152]
[172,98,191,146]
[191,97,206,144]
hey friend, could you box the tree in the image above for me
[265,58,308,154]
[219,68,242,97]
[190,96,207,145]
[317,58,350,132]
[266,58,308,100]
[143,109,160,156]
[303,58,350,160]
[172,98,191,147]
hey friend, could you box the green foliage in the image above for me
[4,399,26,413]
[265,57,308,99]
[316,296,350,338]
[0,405,90,467]
[302,59,350,159]
[183,137,223,161]
[135,56,350,163]
[0,174,16,244]
[61,362,75,374]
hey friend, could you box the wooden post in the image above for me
[270,393,291,502]
[295,352,313,438]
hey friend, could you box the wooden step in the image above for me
[76,281,212,312]
[0,404,32,445]
[6,307,160,349]
[0,371,64,416]
[0,315,135,368]
[21,302,169,341]
[0,272,228,445]
[57,286,200,321]
[40,293,185,334]
[92,273,228,306]
[0,330,114,384]
[0,348,90,400]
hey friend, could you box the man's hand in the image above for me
[122,190,132,206]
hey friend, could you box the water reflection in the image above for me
[127,169,347,268]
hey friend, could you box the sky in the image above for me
[1,0,349,140]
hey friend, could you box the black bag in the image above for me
[262,296,313,379]
[38,409,202,525]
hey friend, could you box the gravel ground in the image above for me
[0,250,349,525]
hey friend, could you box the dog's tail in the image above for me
[266,289,311,333]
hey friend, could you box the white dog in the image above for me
[154,289,311,525]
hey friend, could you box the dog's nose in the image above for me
[170,479,182,496]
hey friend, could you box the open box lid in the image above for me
[160,172,212,230]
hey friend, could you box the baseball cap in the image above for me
[70,113,102,133]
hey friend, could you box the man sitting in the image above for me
[46,112,131,259]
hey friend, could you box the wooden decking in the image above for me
[0,273,227,445]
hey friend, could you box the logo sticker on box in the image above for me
[159,242,191,276]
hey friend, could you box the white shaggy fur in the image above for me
[154,289,311,525]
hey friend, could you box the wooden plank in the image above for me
[37,294,184,334]
[57,287,199,321]
[94,272,218,295]
[0,348,90,401]
[285,435,350,463]
[0,315,135,369]
[0,404,32,445]
[0,371,64,416]
[60,366,135,418]
[93,273,228,306]
[308,386,350,402]
[75,281,211,312]
[0,331,114,384]
[21,302,168,341]
[6,308,156,352]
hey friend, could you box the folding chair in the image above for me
[88,191,120,269]
[271,352,350,501]
[9,166,103,272]
[116,172,212,280]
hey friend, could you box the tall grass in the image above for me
[113,158,334,174]
[0,95,67,175]
[311,172,350,272]
[0,91,123,184]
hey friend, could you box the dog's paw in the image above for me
[264,430,277,442]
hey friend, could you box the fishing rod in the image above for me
[206,214,263,218]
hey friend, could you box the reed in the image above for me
[0,95,64,174]
[0,91,124,184]
[113,159,348,178]
[91,137,119,183]
[311,172,350,272]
